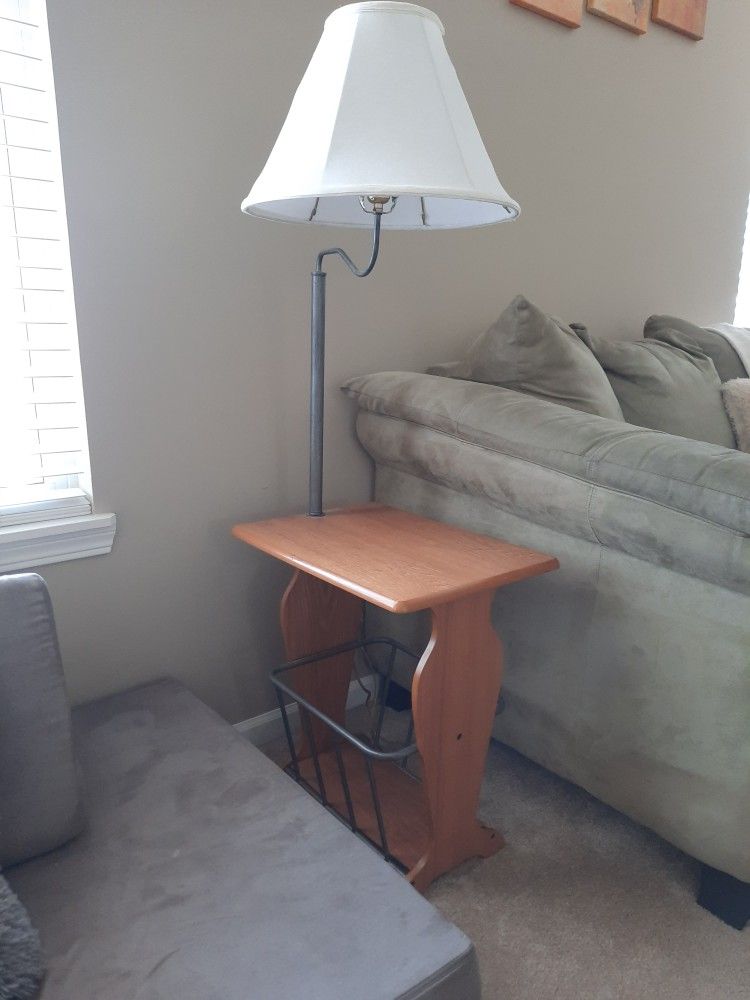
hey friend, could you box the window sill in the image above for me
[0,513,117,573]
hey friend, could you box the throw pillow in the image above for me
[644,315,747,382]
[722,379,750,453]
[705,323,750,378]
[0,875,44,1000]
[573,325,736,448]
[426,295,624,419]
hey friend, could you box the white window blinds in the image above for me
[0,0,92,527]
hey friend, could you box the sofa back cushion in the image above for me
[0,573,83,867]
[342,371,750,590]
[574,326,736,448]
[644,315,748,382]
[427,295,624,420]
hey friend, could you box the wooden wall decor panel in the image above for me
[509,0,584,29]
[652,0,707,39]
[587,0,651,33]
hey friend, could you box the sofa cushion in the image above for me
[0,574,83,868]
[7,679,479,1000]
[644,315,748,382]
[427,294,624,420]
[572,326,736,448]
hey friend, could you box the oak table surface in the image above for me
[232,503,558,612]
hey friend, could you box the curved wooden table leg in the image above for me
[280,569,362,756]
[408,590,504,892]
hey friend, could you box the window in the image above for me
[0,0,114,570]
[734,193,750,326]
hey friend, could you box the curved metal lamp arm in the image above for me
[308,213,383,517]
[315,211,382,277]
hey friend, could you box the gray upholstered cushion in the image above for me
[573,326,736,449]
[426,294,624,420]
[0,574,83,868]
[8,680,479,1000]
[644,315,748,382]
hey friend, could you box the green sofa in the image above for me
[343,368,750,924]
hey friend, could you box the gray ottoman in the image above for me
[8,679,480,999]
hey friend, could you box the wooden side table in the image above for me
[233,504,558,891]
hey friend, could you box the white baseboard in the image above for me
[235,677,374,748]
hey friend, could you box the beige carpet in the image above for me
[427,740,749,1000]
[261,723,749,998]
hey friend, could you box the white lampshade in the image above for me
[242,2,519,230]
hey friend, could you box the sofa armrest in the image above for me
[0,573,83,866]
[342,372,750,592]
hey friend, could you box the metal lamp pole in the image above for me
[307,203,386,517]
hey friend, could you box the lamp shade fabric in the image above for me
[242,2,519,230]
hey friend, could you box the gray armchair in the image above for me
[1,572,481,998]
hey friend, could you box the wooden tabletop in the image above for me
[232,504,558,613]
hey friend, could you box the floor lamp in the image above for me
[241,1,519,516]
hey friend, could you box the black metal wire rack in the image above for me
[271,636,420,868]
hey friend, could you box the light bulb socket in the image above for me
[359,195,398,215]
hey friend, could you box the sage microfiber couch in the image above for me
[341,338,750,913]
[1,573,480,999]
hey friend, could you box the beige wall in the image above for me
[40,0,750,721]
